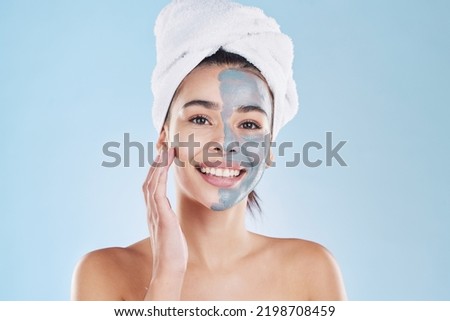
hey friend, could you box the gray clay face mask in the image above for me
[210,69,272,211]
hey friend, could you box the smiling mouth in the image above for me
[196,165,246,178]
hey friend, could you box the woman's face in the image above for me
[164,65,272,211]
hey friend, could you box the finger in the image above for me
[145,154,161,183]
[162,146,175,170]
[144,151,171,205]
[158,143,170,168]
[150,148,174,192]
[149,148,175,223]
[154,149,173,207]
[148,153,164,204]
[143,154,161,205]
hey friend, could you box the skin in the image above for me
[71,65,347,301]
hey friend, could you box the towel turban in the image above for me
[151,0,298,140]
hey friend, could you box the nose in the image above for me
[208,141,239,155]
[210,142,239,154]
[208,126,239,155]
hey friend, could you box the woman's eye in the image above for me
[190,115,210,125]
[240,121,261,130]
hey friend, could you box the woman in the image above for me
[71,0,346,300]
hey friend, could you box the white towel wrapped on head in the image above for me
[151,0,298,140]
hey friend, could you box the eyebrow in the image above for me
[182,100,268,116]
[237,105,268,116]
[182,100,220,110]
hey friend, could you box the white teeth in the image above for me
[199,166,241,178]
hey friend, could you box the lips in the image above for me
[195,162,246,188]
[199,166,241,177]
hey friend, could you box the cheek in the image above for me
[172,152,220,208]
[170,131,211,163]
[240,134,270,166]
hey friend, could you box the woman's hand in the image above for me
[142,147,188,300]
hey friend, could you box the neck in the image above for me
[175,191,252,270]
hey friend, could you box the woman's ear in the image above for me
[156,124,169,153]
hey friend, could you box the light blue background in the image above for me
[1,0,449,300]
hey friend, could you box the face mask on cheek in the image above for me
[210,69,272,211]
[211,133,269,211]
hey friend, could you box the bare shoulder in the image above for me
[71,238,151,301]
[253,234,347,300]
